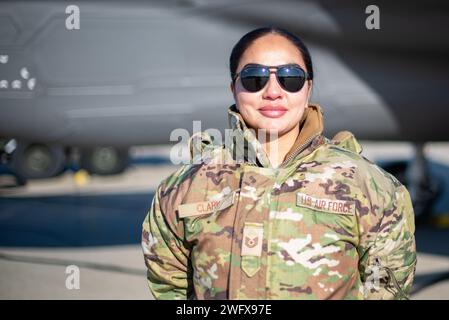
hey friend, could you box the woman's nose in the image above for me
[262,73,282,99]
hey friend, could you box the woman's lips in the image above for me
[258,106,288,118]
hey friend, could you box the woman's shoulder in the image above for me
[156,133,230,199]
[156,163,202,199]
[321,131,403,190]
[313,131,407,216]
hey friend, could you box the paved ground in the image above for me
[0,143,448,299]
[0,245,448,300]
[0,245,150,300]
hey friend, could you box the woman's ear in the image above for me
[307,80,313,102]
[230,81,237,100]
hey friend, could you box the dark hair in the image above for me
[229,26,314,82]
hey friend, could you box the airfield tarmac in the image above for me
[1,143,448,300]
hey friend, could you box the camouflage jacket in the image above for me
[141,103,417,300]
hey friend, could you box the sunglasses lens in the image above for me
[277,66,306,92]
[238,65,307,92]
[240,66,269,92]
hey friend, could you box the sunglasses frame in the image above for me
[232,63,310,93]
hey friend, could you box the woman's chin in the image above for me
[256,122,288,134]
[244,115,293,135]
[252,126,286,138]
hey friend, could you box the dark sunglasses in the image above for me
[233,63,310,93]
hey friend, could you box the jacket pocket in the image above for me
[180,190,237,241]
[293,192,359,247]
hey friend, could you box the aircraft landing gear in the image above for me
[382,143,441,225]
[80,147,129,175]
[8,141,66,183]
[407,143,440,224]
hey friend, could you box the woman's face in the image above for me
[231,34,312,137]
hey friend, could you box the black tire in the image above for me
[80,147,129,175]
[9,142,66,180]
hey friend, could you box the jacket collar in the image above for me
[226,103,325,168]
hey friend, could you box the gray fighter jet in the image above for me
[0,0,448,191]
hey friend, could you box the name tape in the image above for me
[296,192,356,215]
[178,191,235,218]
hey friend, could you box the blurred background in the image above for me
[0,0,448,299]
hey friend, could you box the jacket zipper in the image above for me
[279,132,322,168]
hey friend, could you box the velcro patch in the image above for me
[178,191,235,218]
[296,192,356,215]
[241,222,264,257]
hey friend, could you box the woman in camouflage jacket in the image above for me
[141,27,416,300]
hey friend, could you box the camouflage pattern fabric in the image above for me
[141,103,417,300]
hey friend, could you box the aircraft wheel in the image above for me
[80,147,129,175]
[10,143,66,180]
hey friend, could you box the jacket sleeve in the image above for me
[141,185,192,300]
[358,182,417,300]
